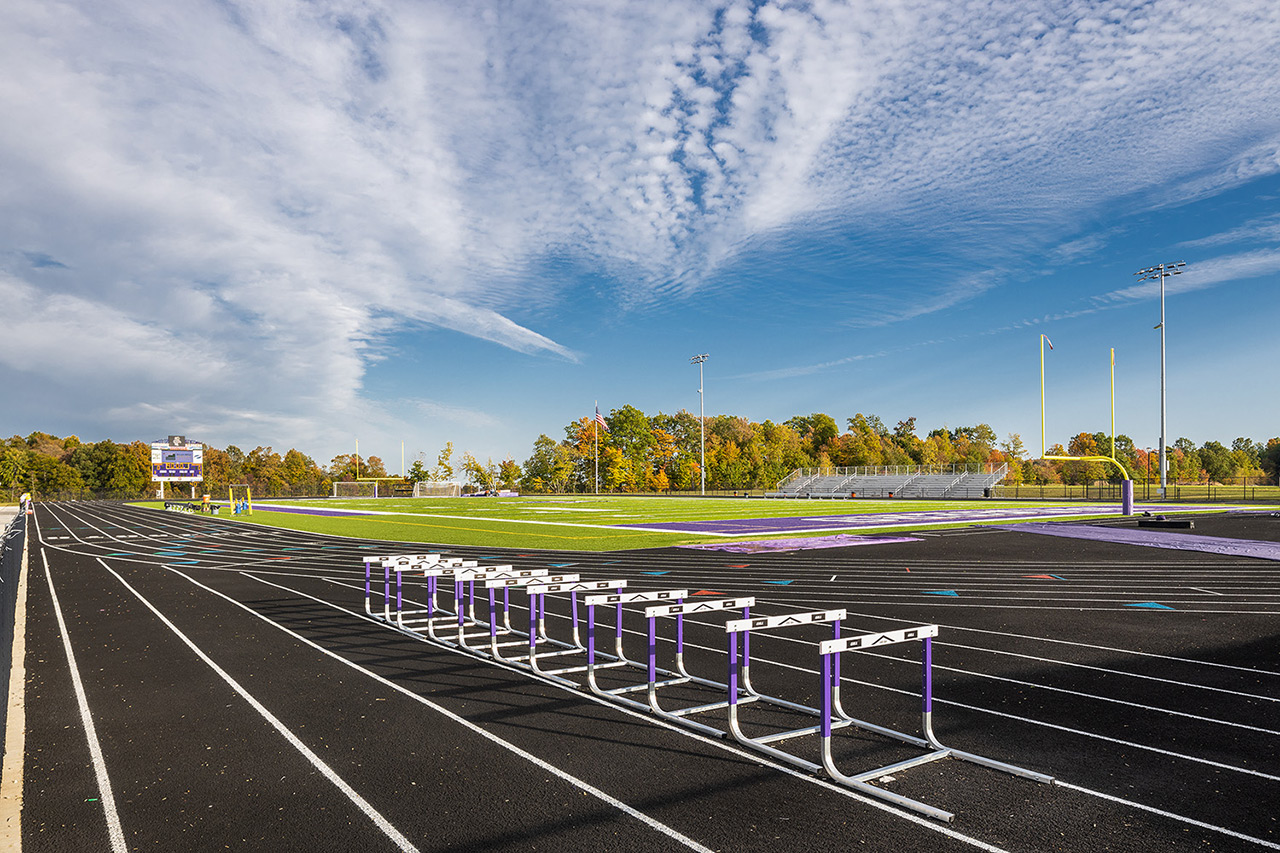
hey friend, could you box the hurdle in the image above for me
[519,579,629,683]
[583,589,689,708]
[363,554,450,621]
[442,567,551,646]
[529,579,629,650]
[641,597,757,736]
[477,574,580,657]
[391,564,542,640]
[817,624,1054,821]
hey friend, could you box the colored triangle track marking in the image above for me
[1050,575,1065,580]
[170,560,200,565]
[1126,601,1174,610]
[640,571,669,576]
[763,580,794,586]
[107,553,131,557]
[924,590,959,597]
[268,557,292,561]
[693,590,721,596]
[727,564,749,569]
[548,563,576,568]
[1023,574,1055,579]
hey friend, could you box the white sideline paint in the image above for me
[93,558,421,853]
[43,551,128,853]
[146,567,717,853]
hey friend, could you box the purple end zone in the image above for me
[993,522,1280,561]
[678,534,921,553]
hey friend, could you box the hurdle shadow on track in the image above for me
[243,595,781,763]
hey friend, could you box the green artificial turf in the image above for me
[134,495,1140,552]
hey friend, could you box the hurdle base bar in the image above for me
[817,627,1054,822]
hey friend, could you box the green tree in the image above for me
[431,442,455,481]
[107,441,153,496]
[498,458,521,490]
[785,413,839,459]
[1198,441,1235,483]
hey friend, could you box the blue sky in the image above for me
[3,0,1279,472]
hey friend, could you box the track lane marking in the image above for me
[94,557,422,853]
[230,571,1008,852]
[42,549,127,853]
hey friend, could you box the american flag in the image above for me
[595,406,609,432]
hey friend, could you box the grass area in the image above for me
[131,494,1190,552]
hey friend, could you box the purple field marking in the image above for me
[993,522,1280,561]
[679,533,921,553]
[251,504,372,518]
[621,503,1242,536]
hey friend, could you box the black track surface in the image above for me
[21,502,1280,852]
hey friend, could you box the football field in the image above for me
[151,495,1254,552]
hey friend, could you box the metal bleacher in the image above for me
[767,464,1007,500]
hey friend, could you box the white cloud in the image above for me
[3,0,1280,454]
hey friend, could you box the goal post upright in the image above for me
[228,484,253,514]
[1039,338,1134,514]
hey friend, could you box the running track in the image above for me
[15,502,1280,852]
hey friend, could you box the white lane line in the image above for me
[148,568,717,853]
[319,572,1280,788]
[1188,587,1223,596]
[1053,781,1280,850]
[235,572,1007,853]
[94,558,422,853]
[43,550,128,853]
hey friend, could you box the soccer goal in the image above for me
[333,480,380,498]
[413,481,461,498]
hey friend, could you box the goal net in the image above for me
[414,481,461,498]
[333,481,379,498]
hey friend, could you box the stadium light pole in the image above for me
[1134,261,1185,499]
[691,353,709,495]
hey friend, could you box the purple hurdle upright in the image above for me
[818,625,1054,822]
[519,580,629,684]
[722,609,850,750]
[641,597,756,737]
[363,554,441,621]
[583,589,689,709]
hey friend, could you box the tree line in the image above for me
[514,408,1280,493]
[4,414,1279,500]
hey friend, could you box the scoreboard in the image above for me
[151,436,204,482]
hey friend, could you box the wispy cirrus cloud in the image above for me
[3,0,1280,452]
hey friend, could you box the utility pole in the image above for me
[1134,261,1185,499]
[690,353,709,495]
